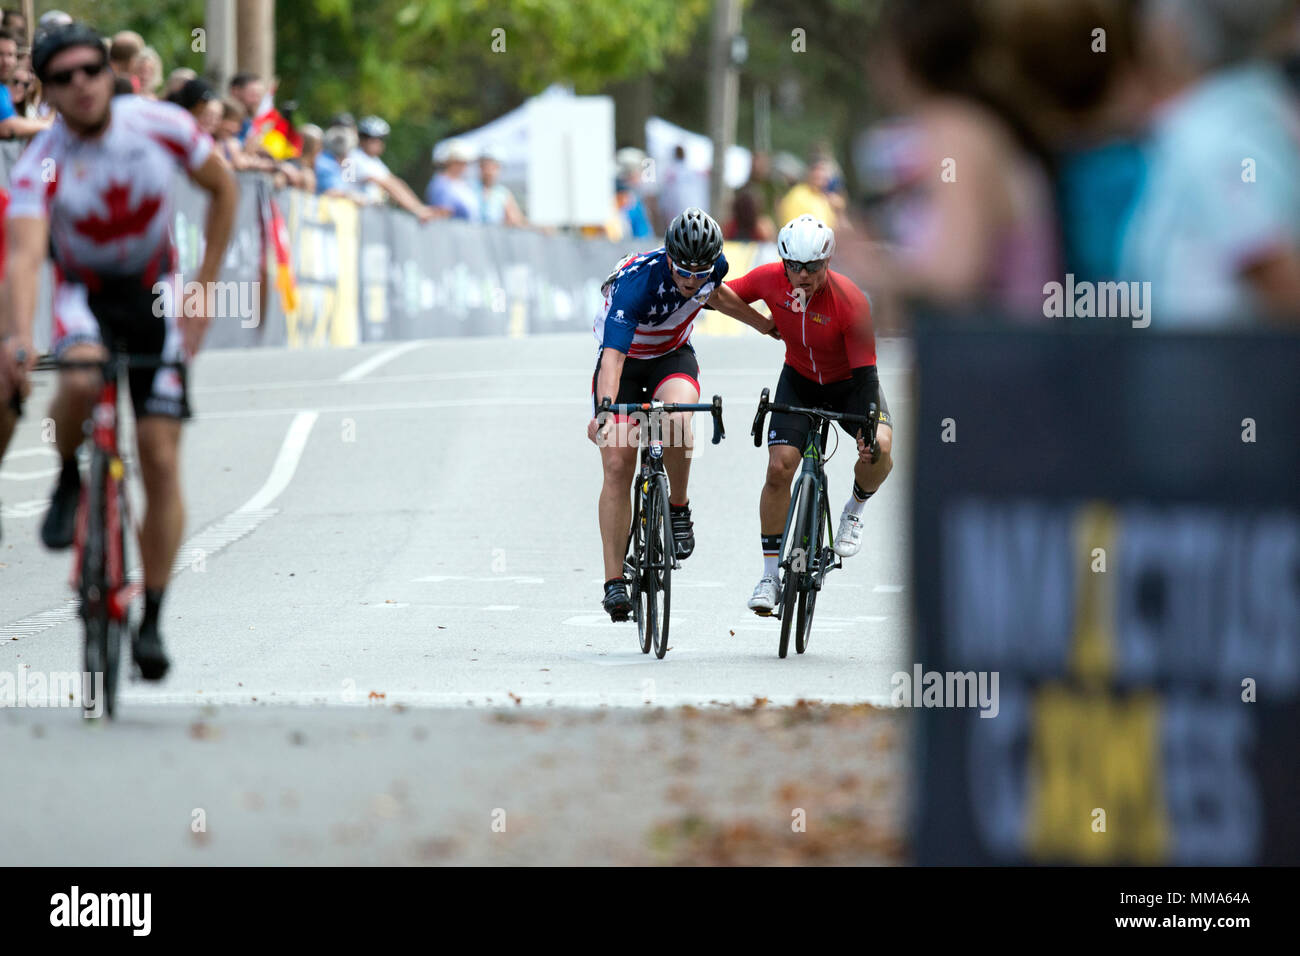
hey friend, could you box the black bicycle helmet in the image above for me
[32,22,106,82]
[665,207,724,269]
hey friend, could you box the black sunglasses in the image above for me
[783,258,827,275]
[45,60,107,88]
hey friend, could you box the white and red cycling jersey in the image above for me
[6,94,213,289]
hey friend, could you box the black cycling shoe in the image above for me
[132,621,171,681]
[603,578,633,622]
[670,503,695,560]
[40,459,81,551]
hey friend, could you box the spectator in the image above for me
[168,77,219,134]
[7,61,34,117]
[777,158,839,230]
[744,150,780,225]
[289,123,323,194]
[109,30,143,90]
[725,188,775,241]
[216,97,269,170]
[316,124,362,199]
[130,46,163,100]
[0,27,46,138]
[36,10,72,33]
[477,145,524,226]
[349,114,438,221]
[165,67,196,98]
[228,71,265,140]
[851,0,1061,319]
[1,9,24,39]
[657,143,708,224]
[425,138,479,218]
[1119,0,1300,326]
[608,147,653,240]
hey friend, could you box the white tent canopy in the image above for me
[434,86,753,218]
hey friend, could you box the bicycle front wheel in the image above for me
[649,474,673,659]
[779,474,815,659]
[627,483,651,654]
[795,483,829,655]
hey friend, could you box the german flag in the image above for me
[250,107,303,161]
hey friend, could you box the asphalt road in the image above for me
[0,331,914,864]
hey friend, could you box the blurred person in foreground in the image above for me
[855,0,1060,320]
[350,114,438,221]
[1118,0,1300,325]
[425,138,479,219]
[477,145,525,226]
[165,67,196,98]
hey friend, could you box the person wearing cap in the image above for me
[425,138,479,219]
[476,144,525,226]
[168,77,220,135]
[337,114,437,220]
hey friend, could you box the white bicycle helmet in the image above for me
[776,214,836,262]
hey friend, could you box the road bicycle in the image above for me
[750,387,878,658]
[598,395,724,659]
[37,352,178,718]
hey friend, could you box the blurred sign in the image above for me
[911,325,1300,865]
[526,95,615,228]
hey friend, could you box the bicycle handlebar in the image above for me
[598,394,726,445]
[750,387,878,449]
[36,354,184,373]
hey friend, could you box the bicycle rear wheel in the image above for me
[795,485,829,655]
[779,474,815,659]
[649,474,673,659]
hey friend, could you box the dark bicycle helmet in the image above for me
[32,22,106,82]
[665,207,723,269]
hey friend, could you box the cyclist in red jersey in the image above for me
[724,215,895,614]
[0,23,237,677]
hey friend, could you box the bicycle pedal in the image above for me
[752,607,774,618]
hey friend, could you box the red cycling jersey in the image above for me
[726,261,876,384]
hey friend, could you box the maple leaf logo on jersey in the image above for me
[72,182,161,242]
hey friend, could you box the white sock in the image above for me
[845,484,873,518]
[763,553,779,577]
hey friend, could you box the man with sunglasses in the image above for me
[589,207,775,621]
[0,22,237,679]
[723,214,894,615]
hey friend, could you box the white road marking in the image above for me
[414,575,544,584]
[3,412,319,640]
[0,498,50,518]
[337,342,426,382]
[483,605,520,611]
[873,585,905,593]
[0,448,60,481]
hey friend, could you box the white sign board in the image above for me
[526,95,615,228]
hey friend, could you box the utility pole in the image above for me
[236,0,274,88]
[205,0,238,95]
[706,0,743,218]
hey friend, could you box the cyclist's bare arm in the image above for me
[3,216,48,369]
[594,347,625,409]
[188,152,239,290]
[707,283,776,335]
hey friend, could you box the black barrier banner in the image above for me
[358,205,624,343]
[911,327,1300,865]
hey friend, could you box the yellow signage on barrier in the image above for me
[284,191,360,348]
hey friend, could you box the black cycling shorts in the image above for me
[82,275,191,421]
[766,363,891,450]
[592,345,700,417]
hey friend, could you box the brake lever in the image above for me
[711,395,725,445]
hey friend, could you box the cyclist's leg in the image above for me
[836,372,893,556]
[761,365,814,537]
[593,353,645,583]
[41,283,106,548]
[651,348,700,559]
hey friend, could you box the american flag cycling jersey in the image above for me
[592,246,728,359]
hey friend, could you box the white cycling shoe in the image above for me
[833,511,864,557]
[748,574,780,616]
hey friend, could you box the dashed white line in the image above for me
[337,342,426,382]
